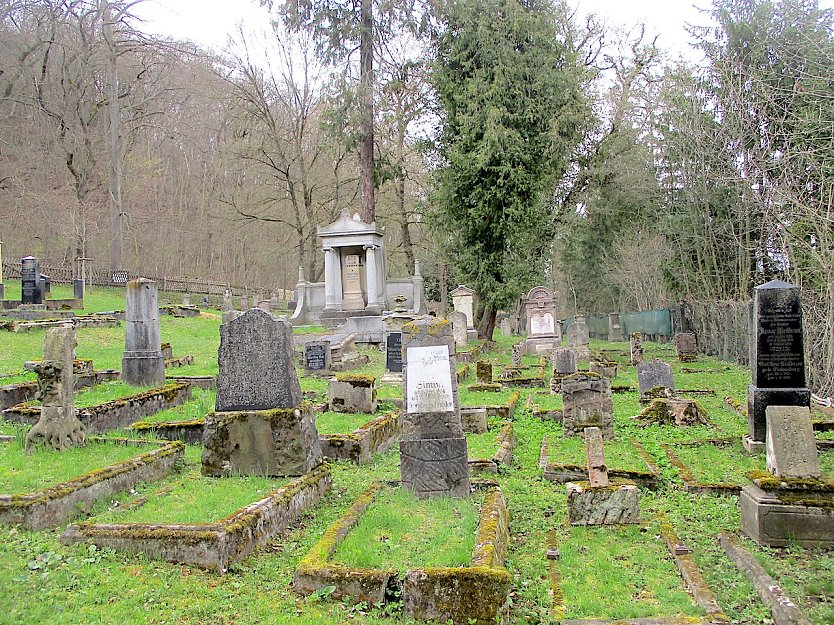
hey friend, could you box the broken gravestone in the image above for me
[630,333,644,365]
[561,373,614,439]
[328,374,377,414]
[25,324,87,452]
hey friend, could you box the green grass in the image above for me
[135,387,215,424]
[0,438,156,494]
[315,411,374,435]
[332,486,480,572]
[466,429,499,459]
[555,520,704,619]
[545,433,650,472]
[92,447,290,524]
[668,440,762,484]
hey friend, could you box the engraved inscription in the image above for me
[755,298,804,387]
[406,345,454,413]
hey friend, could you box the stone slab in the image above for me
[766,405,820,478]
[567,482,640,525]
[740,483,834,548]
[400,437,470,498]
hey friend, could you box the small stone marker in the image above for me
[500,318,512,337]
[553,348,576,375]
[765,406,820,479]
[608,313,623,342]
[561,373,614,439]
[747,280,810,448]
[122,278,165,387]
[24,324,87,451]
[215,309,302,411]
[511,344,522,367]
[674,332,698,362]
[304,340,331,373]
[448,310,468,348]
[476,361,493,384]
[637,359,674,399]
[400,316,470,498]
[328,374,377,413]
[460,407,488,434]
[630,332,644,365]
[585,427,609,488]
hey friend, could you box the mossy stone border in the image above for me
[61,462,332,573]
[292,480,511,625]
[0,437,184,530]
[469,422,515,475]
[319,412,401,464]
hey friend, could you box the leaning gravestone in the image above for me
[637,359,674,400]
[25,324,87,451]
[400,316,470,498]
[561,373,614,439]
[21,256,42,305]
[448,310,469,349]
[766,406,820,479]
[202,309,322,476]
[122,278,165,387]
[746,280,810,451]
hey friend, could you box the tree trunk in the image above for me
[102,0,124,270]
[478,303,496,341]
[359,0,375,224]
[439,262,447,314]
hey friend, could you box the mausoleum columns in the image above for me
[323,247,342,311]
[364,244,379,309]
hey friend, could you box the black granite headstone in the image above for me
[73,279,84,300]
[20,256,41,304]
[747,280,810,444]
[304,341,329,372]
[386,331,403,373]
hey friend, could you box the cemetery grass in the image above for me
[0,437,154,494]
[92,447,291,525]
[135,387,215,424]
[315,411,377,435]
[331,486,480,572]
[544,432,650,472]
[2,334,834,623]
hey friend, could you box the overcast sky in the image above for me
[132,0,834,62]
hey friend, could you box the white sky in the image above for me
[132,0,834,61]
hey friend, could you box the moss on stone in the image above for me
[335,373,376,387]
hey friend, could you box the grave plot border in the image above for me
[318,412,401,464]
[0,437,184,530]
[3,382,193,433]
[464,390,522,420]
[547,516,728,624]
[540,437,661,490]
[469,422,515,475]
[292,480,511,625]
[130,418,205,444]
[61,462,331,573]
[2,315,120,333]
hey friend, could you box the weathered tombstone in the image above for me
[258,298,272,313]
[567,315,591,360]
[240,294,249,310]
[476,361,493,384]
[746,280,811,452]
[24,324,87,451]
[400,316,470,498]
[741,405,834,547]
[589,360,616,378]
[608,313,623,342]
[637,359,674,400]
[561,373,614,439]
[630,332,644,365]
[328,374,377,413]
[460,407,488,434]
[674,332,698,362]
[450,285,478,341]
[182,292,191,306]
[73,279,84,300]
[304,340,331,373]
[553,348,577,375]
[765,406,820,479]
[270,292,278,308]
[122,278,165,387]
[500,318,512,337]
[448,310,469,349]
[524,286,561,354]
[221,289,233,313]
[511,344,522,368]
[21,256,42,305]
[566,427,639,525]
[202,309,322,476]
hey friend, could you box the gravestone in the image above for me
[182,293,191,306]
[73,279,84,300]
[221,289,233,313]
[448,310,469,348]
[450,285,477,341]
[215,309,302,411]
[766,406,820,479]
[637,359,674,400]
[258,298,271,313]
[400,316,470,498]
[561,373,614,439]
[674,332,698,362]
[342,253,365,310]
[202,308,321,477]
[567,315,591,360]
[304,340,331,373]
[608,313,623,342]
[381,309,418,384]
[122,278,166,387]
[328,374,377,413]
[553,348,576,375]
[476,361,493,384]
[460,407,488,434]
[21,256,42,305]
[511,344,522,368]
[567,426,639,526]
[222,310,242,324]
[746,280,810,451]
[24,324,87,451]
[524,286,561,354]
[385,332,403,373]
[630,332,644,365]
[500,318,512,337]
[240,294,249,310]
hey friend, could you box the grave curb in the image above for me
[0,438,184,530]
[469,421,516,475]
[319,411,401,464]
[292,480,511,625]
[61,462,332,573]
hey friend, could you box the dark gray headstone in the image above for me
[216,309,302,411]
[747,281,810,443]
[304,340,331,372]
[21,256,41,305]
[73,279,84,300]
[637,359,674,398]
[122,278,165,387]
[385,332,403,373]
